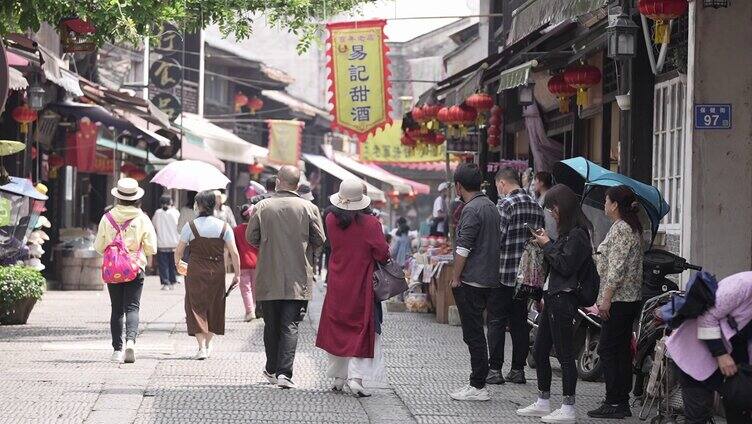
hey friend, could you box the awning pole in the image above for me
[444,145,453,244]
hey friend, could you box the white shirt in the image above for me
[432,196,446,233]
[152,207,180,249]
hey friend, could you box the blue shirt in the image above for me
[180,216,234,243]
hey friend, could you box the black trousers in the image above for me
[452,284,503,389]
[488,285,530,371]
[156,250,177,285]
[534,292,578,397]
[679,369,752,424]
[106,275,144,351]
[260,300,308,379]
[599,300,640,405]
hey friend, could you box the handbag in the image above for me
[373,260,408,301]
[720,364,752,411]
[514,240,547,301]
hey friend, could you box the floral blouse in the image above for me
[595,220,644,303]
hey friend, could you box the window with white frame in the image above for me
[652,76,686,230]
[205,72,228,105]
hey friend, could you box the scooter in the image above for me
[526,302,604,382]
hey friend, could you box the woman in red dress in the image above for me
[315,179,390,397]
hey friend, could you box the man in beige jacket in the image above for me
[247,165,325,389]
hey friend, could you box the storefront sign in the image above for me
[267,120,303,165]
[326,20,392,142]
[694,103,731,129]
[149,57,182,90]
[150,93,182,122]
[155,23,184,54]
[360,121,445,163]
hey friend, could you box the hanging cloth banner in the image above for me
[326,19,392,142]
[267,120,304,165]
[359,120,445,163]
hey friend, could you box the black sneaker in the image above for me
[619,403,633,418]
[486,369,505,385]
[505,369,526,384]
[587,403,626,419]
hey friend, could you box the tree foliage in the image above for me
[0,0,374,52]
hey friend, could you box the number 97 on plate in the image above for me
[694,103,731,129]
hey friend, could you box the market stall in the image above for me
[404,235,455,323]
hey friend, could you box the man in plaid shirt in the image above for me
[486,167,544,385]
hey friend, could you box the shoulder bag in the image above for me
[373,260,408,301]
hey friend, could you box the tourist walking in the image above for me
[430,182,449,236]
[174,191,241,360]
[234,204,259,322]
[587,186,644,419]
[247,165,325,389]
[517,184,592,423]
[390,217,412,268]
[448,163,501,402]
[315,178,390,397]
[152,195,180,290]
[488,167,544,385]
[94,177,157,364]
[214,190,237,228]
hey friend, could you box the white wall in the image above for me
[687,2,752,277]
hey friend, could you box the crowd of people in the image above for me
[93,161,751,422]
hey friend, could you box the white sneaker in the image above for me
[277,375,296,389]
[449,384,490,401]
[262,370,277,384]
[244,312,255,322]
[541,407,577,423]
[111,351,124,363]
[206,342,213,358]
[516,400,551,417]
[124,340,136,364]
[168,284,176,291]
[161,285,170,291]
[195,348,208,360]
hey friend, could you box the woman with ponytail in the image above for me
[587,185,645,419]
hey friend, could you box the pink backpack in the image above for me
[101,212,142,284]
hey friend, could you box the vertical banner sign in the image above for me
[326,20,392,142]
[267,120,304,165]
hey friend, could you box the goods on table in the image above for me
[404,292,430,313]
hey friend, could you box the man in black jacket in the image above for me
[448,163,501,402]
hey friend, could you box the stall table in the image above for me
[429,262,455,324]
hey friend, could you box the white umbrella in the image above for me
[151,160,230,192]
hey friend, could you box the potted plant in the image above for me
[0,265,46,325]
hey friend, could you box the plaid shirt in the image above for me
[497,188,545,287]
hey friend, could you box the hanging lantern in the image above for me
[401,134,417,148]
[405,128,422,143]
[128,168,148,182]
[411,106,426,123]
[433,133,446,146]
[487,134,500,148]
[388,190,400,207]
[455,105,477,137]
[12,104,38,134]
[422,104,441,130]
[120,163,139,174]
[490,105,503,118]
[638,0,688,45]
[48,154,65,168]
[547,74,577,113]
[436,107,452,125]
[234,92,249,112]
[487,125,501,138]
[563,64,602,108]
[247,97,264,114]
[248,162,265,176]
[488,114,501,127]
[465,92,494,126]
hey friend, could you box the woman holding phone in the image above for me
[516,184,592,424]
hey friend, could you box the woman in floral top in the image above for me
[587,186,644,420]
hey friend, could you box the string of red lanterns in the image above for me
[637,0,688,45]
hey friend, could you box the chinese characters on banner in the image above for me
[360,121,445,163]
[326,20,392,142]
[267,120,304,165]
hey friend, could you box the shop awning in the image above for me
[178,113,267,165]
[97,136,149,159]
[367,164,431,195]
[179,139,225,171]
[122,113,170,147]
[333,152,414,195]
[261,90,329,120]
[508,0,609,45]
[8,68,28,91]
[38,45,83,97]
[496,60,539,93]
[302,153,386,203]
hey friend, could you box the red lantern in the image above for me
[563,64,602,108]
[247,97,264,114]
[48,154,65,168]
[436,107,452,124]
[447,106,463,125]
[401,134,417,148]
[490,105,503,118]
[487,134,500,148]
[459,105,477,125]
[405,128,422,141]
[120,163,138,174]
[128,168,148,181]
[248,162,265,176]
[12,104,38,134]
[465,92,494,113]
[638,0,688,45]
[433,133,446,145]
[411,106,426,123]
[487,125,501,138]
[234,92,249,112]
[421,104,441,120]
[547,74,577,113]
[488,114,501,127]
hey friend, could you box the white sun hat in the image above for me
[111,177,144,201]
[329,178,371,211]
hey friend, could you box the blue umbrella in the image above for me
[0,177,48,201]
[552,157,612,196]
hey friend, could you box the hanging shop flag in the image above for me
[360,121,445,164]
[326,19,392,142]
[267,120,304,165]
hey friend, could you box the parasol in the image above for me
[150,160,230,192]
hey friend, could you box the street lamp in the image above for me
[518,84,535,106]
[27,82,46,111]
[607,12,639,61]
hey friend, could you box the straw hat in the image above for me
[329,179,371,211]
[111,178,144,201]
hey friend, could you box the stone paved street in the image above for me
[1,277,669,423]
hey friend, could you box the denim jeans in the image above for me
[156,250,177,285]
[599,301,640,405]
[452,284,505,389]
[534,291,578,399]
[260,300,308,379]
[106,275,144,351]
[488,285,530,371]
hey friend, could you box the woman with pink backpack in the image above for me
[94,178,157,364]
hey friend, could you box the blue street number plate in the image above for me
[694,104,731,129]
